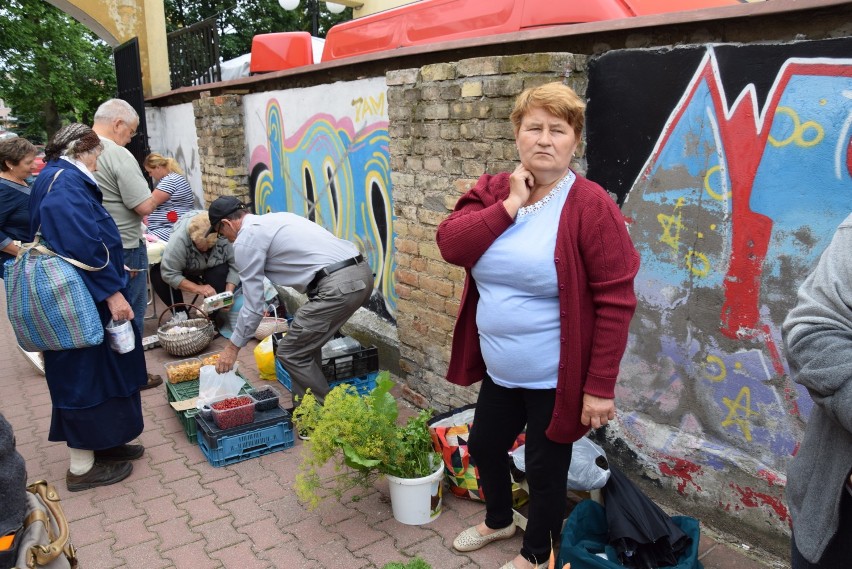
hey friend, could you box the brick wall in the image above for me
[193,92,249,206]
[387,53,588,410]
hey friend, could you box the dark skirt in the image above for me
[43,303,147,450]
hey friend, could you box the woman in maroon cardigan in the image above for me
[437,82,639,569]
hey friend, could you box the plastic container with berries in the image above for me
[211,395,255,429]
[249,386,281,412]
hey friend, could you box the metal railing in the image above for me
[167,16,222,90]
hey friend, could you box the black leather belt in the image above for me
[308,254,364,290]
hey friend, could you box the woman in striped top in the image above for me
[143,153,196,241]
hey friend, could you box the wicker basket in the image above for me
[157,303,216,357]
[254,305,289,341]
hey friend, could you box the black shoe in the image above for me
[140,373,163,390]
[66,461,133,492]
[95,444,144,462]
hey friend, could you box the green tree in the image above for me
[0,0,117,143]
[165,0,351,61]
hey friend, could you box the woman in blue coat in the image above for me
[29,124,147,492]
[0,136,37,277]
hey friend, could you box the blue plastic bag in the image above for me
[557,500,703,569]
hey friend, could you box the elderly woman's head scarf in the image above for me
[44,123,102,162]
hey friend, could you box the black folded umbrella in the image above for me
[603,465,692,569]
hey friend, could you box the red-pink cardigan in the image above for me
[436,171,640,444]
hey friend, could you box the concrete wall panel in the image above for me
[588,38,852,538]
[145,103,203,207]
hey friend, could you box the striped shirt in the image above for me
[147,172,196,241]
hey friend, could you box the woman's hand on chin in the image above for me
[504,164,534,218]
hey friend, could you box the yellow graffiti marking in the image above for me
[704,165,731,201]
[721,386,760,442]
[352,93,386,122]
[657,198,685,252]
[657,198,711,277]
[768,106,825,148]
[685,249,710,277]
[702,355,726,382]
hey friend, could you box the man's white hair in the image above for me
[93,98,139,124]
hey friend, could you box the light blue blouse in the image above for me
[472,172,574,389]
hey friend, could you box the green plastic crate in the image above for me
[167,376,252,443]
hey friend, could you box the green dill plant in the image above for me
[381,558,431,569]
[292,371,441,509]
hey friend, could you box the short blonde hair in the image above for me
[187,212,216,247]
[510,82,586,139]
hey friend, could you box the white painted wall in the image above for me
[145,103,203,207]
[243,77,387,151]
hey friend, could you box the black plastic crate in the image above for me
[275,343,379,391]
[195,406,292,452]
[322,345,379,383]
[196,407,294,467]
[166,376,252,443]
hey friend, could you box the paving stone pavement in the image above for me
[0,294,787,569]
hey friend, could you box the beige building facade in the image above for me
[49,0,413,97]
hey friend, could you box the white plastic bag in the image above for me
[511,436,610,491]
[197,364,244,406]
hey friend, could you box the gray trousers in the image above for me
[276,260,373,405]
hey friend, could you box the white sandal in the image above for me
[452,522,516,552]
[498,560,547,569]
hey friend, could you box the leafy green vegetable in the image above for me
[381,558,431,569]
[293,371,441,508]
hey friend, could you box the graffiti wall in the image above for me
[145,103,203,207]
[587,38,852,532]
[243,78,396,319]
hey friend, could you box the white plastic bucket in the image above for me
[386,461,444,525]
[105,319,135,354]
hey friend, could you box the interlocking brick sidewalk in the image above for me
[0,294,785,569]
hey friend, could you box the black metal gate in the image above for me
[113,37,150,174]
[167,17,221,90]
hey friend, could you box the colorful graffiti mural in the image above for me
[588,39,852,527]
[244,80,396,319]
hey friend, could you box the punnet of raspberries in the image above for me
[211,396,255,429]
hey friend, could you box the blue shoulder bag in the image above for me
[4,170,108,352]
